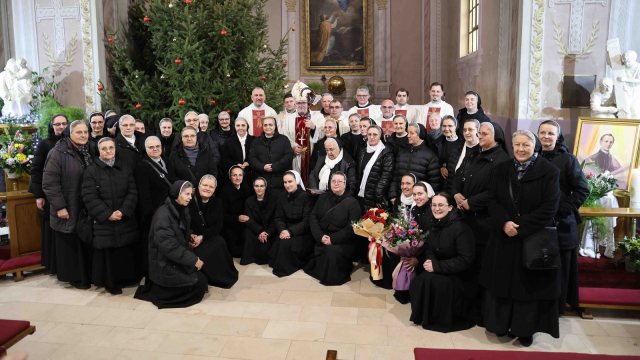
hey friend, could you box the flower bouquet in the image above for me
[581,163,619,254]
[352,208,391,280]
[613,236,640,272]
[0,125,34,177]
[381,208,428,290]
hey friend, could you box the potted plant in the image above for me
[614,236,640,272]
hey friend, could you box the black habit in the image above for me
[241,194,277,265]
[218,183,251,257]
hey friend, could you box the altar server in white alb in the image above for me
[280,81,326,185]
[420,82,454,130]
[237,87,278,137]
[347,86,382,120]
[326,100,350,136]
[374,99,396,140]
[394,88,420,124]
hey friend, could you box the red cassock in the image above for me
[253,110,266,137]
[295,116,311,186]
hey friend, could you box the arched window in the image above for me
[460,0,480,57]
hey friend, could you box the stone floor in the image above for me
[2,260,640,360]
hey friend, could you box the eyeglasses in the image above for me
[147,145,161,150]
[326,148,337,153]
[331,180,345,184]
[329,106,342,110]
[381,106,394,109]
[219,118,230,121]
[182,134,197,139]
[356,94,368,97]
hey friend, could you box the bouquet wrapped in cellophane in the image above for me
[352,208,391,280]
[381,207,427,290]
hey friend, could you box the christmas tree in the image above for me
[102,0,289,131]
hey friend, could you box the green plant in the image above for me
[307,82,324,96]
[614,236,640,269]
[31,67,60,111]
[36,97,86,138]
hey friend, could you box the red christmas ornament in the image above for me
[282,61,287,66]
[179,99,185,105]
[221,30,227,36]
[143,16,149,22]
[185,0,191,3]
[97,85,104,91]
[175,59,181,65]
[261,76,266,80]
[210,99,216,105]
[108,37,113,42]
[135,103,142,109]
[291,27,295,31]
[226,109,231,113]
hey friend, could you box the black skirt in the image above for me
[223,224,244,258]
[134,272,208,309]
[304,241,356,286]
[194,235,238,289]
[240,228,273,265]
[92,243,143,293]
[269,234,314,277]
[53,231,92,288]
[409,272,479,333]
[370,249,401,290]
[483,290,560,338]
[558,248,579,314]
[41,217,56,273]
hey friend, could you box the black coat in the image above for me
[28,119,64,214]
[158,134,175,159]
[188,195,224,240]
[275,188,313,236]
[340,132,362,160]
[249,132,294,192]
[114,132,146,171]
[210,127,234,153]
[148,198,199,287]
[134,155,176,227]
[81,159,138,249]
[434,136,465,192]
[310,136,342,172]
[219,183,251,229]
[310,192,361,244]
[356,146,394,209]
[456,107,491,125]
[389,141,440,199]
[172,131,220,164]
[412,201,434,237]
[481,157,561,301]
[170,141,218,184]
[308,152,358,196]
[541,145,589,249]
[385,133,409,157]
[244,194,277,238]
[42,138,97,233]
[220,133,254,186]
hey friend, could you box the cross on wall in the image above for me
[35,0,80,61]
[549,0,608,53]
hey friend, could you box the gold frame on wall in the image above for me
[573,117,640,197]
[300,0,374,76]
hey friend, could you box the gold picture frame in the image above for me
[300,0,373,75]
[573,117,640,196]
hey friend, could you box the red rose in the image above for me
[371,215,380,222]
[376,209,384,215]
[379,219,386,225]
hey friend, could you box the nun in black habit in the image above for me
[304,172,362,286]
[269,170,315,277]
[219,165,252,257]
[188,175,239,288]
[240,177,277,265]
[134,181,208,308]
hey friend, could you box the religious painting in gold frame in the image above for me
[301,0,371,73]
[573,117,640,196]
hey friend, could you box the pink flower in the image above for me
[21,158,29,164]
[18,145,24,153]
[410,220,418,227]
[587,172,594,179]
[408,229,416,236]
[7,142,14,154]
[394,229,402,236]
[411,240,419,247]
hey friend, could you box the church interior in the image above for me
[1,0,640,359]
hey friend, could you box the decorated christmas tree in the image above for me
[102,0,289,131]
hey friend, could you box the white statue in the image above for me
[590,78,617,118]
[0,58,34,117]
[617,50,640,119]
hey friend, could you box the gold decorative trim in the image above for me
[285,0,296,12]
[80,0,94,112]
[300,0,374,76]
[376,0,387,10]
[528,0,544,119]
[43,32,77,69]
[553,20,599,62]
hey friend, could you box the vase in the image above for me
[4,169,21,191]
[625,257,637,273]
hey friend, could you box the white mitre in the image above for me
[291,81,322,105]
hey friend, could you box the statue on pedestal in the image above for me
[618,50,640,119]
[0,58,34,118]
[590,78,617,118]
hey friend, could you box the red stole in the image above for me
[425,107,441,132]
[381,119,394,138]
[357,108,369,117]
[253,110,265,136]
[323,113,329,118]
[295,116,311,186]
[394,109,407,117]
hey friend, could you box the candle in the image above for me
[630,168,640,207]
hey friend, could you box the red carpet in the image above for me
[414,348,640,359]
[578,255,640,289]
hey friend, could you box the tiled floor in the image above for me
[2,260,640,359]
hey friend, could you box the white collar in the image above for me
[429,100,442,105]
[396,104,408,109]
[396,132,408,138]
[238,133,247,140]
[601,150,609,154]
[252,103,267,110]
[445,136,459,142]
[466,141,479,148]
[352,131,360,135]
[123,134,136,145]
[466,109,478,115]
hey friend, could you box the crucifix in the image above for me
[36,0,80,61]
[548,0,608,53]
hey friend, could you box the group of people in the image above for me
[27,82,588,347]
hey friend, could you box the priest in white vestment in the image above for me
[420,82,454,130]
[327,100,350,136]
[277,93,297,128]
[346,86,381,119]
[237,87,278,137]
[374,99,396,140]
[394,88,420,124]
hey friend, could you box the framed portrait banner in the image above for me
[574,117,640,195]
[300,0,373,75]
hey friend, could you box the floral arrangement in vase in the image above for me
[581,161,619,245]
[614,236,640,272]
[352,208,391,280]
[0,125,34,177]
[381,208,428,290]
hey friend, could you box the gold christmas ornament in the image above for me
[328,75,346,94]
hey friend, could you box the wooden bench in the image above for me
[0,319,36,351]
[580,287,640,319]
[0,253,42,281]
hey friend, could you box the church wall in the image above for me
[389,0,424,105]
[265,0,283,52]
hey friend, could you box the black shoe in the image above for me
[71,282,91,290]
[519,336,533,347]
[106,286,122,295]
[495,332,508,337]
[508,332,516,339]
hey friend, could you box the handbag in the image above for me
[508,176,561,270]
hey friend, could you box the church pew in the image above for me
[0,253,42,281]
[0,319,35,350]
